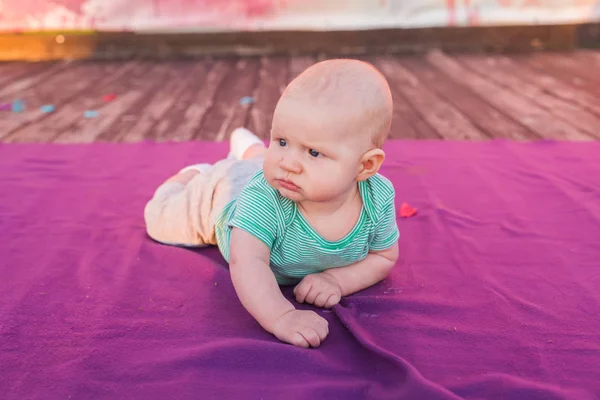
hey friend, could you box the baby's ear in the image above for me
[357,148,385,181]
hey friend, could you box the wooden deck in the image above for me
[1,50,599,143]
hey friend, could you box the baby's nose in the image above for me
[280,157,302,174]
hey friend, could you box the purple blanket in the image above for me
[1,140,599,400]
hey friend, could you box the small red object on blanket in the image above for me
[399,202,417,218]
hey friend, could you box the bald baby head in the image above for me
[277,59,393,148]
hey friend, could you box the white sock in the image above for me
[179,163,212,174]
[228,127,264,160]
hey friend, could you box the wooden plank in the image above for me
[173,60,233,141]
[0,61,17,76]
[6,62,140,143]
[148,59,212,142]
[530,52,600,86]
[371,56,439,140]
[1,62,118,141]
[288,55,316,83]
[426,51,593,141]
[62,63,173,143]
[576,50,600,66]
[0,62,25,86]
[478,54,600,118]
[367,56,437,140]
[375,56,485,141]
[248,56,289,139]
[519,53,600,99]
[400,57,534,141]
[458,55,600,139]
[0,62,49,88]
[116,62,205,143]
[0,61,70,100]
[386,87,422,140]
[99,63,174,142]
[53,91,143,144]
[199,58,261,142]
[568,50,600,86]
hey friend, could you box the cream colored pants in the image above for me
[144,157,262,247]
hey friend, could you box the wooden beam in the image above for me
[0,24,577,61]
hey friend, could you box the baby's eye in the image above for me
[308,149,320,158]
[278,139,287,147]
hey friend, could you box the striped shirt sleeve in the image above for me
[228,177,281,250]
[369,177,400,251]
[370,202,399,251]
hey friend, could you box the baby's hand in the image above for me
[294,272,342,309]
[273,309,329,348]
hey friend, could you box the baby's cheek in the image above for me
[262,158,276,180]
[309,176,341,200]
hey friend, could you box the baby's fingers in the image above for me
[313,292,330,308]
[299,328,322,348]
[314,318,329,342]
[294,281,312,304]
[288,332,310,348]
[304,287,321,305]
[324,293,341,309]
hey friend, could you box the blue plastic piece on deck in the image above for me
[40,105,55,113]
[12,100,25,113]
[239,96,255,105]
[84,110,99,118]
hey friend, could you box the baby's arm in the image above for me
[229,228,329,348]
[229,227,293,329]
[294,242,398,307]
[298,180,401,305]
[323,242,398,296]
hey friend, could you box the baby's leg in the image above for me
[229,127,266,160]
[145,127,264,248]
[144,165,213,248]
[164,169,200,186]
[159,163,212,186]
[241,142,266,160]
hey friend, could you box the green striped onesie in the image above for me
[215,170,399,285]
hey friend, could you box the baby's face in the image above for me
[263,97,369,204]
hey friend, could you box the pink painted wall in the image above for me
[1,0,599,32]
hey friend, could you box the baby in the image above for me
[144,59,399,348]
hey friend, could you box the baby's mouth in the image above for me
[276,178,300,192]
